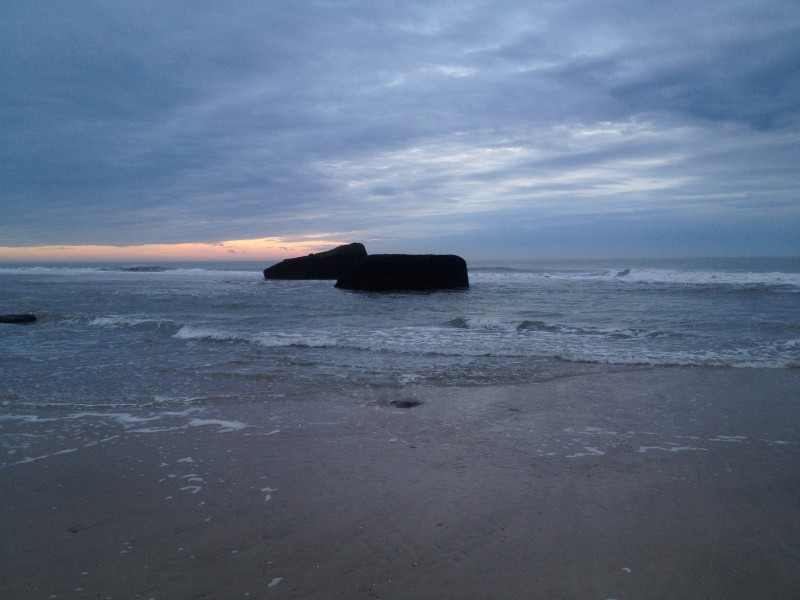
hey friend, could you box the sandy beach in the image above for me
[2,365,799,599]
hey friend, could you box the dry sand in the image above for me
[2,366,799,599]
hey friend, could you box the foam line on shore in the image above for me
[188,418,247,431]
[636,446,709,453]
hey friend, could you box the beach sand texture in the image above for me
[2,366,799,599]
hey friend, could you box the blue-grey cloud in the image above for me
[1,0,798,256]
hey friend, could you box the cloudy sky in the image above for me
[2,1,799,260]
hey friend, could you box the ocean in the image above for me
[2,257,799,417]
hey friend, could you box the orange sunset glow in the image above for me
[0,236,350,262]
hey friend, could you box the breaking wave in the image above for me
[173,325,338,348]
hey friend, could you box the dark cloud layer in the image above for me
[1,0,798,256]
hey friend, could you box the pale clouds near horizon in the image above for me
[2,1,798,257]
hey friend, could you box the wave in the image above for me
[552,352,800,369]
[16,307,797,371]
[0,264,260,278]
[0,265,175,275]
[398,325,795,368]
[470,268,800,288]
[446,317,508,330]
[173,325,338,348]
[447,317,682,340]
[81,315,180,334]
[615,268,800,288]
[0,311,167,327]
[88,315,168,327]
[111,266,170,272]
[167,319,796,369]
[0,265,109,276]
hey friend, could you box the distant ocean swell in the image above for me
[470,268,800,289]
[2,264,799,288]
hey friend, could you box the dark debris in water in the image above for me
[0,313,37,324]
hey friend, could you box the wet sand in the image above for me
[2,366,799,599]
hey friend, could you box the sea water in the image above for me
[2,257,799,414]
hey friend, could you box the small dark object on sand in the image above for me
[0,314,37,324]
[389,399,423,409]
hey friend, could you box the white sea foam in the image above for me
[84,435,120,446]
[0,414,57,423]
[88,316,152,327]
[173,326,242,342]
[261,486,277,502]
[459,318,508,330]
[619,268,800,287]
[66,412,161,426]
[188,418,247,432]
[6,447,78,467]
[251,331,337,348]
[331,324,796,368]
[129,426,188,433]
[566,447,605,458]
[636,446,708,453]
[161,408,205,417]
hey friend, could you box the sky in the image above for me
[1,1,799,261]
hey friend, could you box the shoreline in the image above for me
[2,365,799,599]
